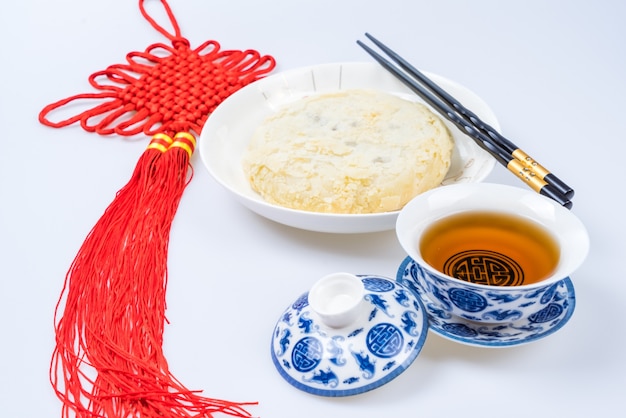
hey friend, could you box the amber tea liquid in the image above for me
[420,211,560,286]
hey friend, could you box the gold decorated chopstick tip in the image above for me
[511,149,550,178]
[358,33,575,207]
[511,149,574,199]
[506,159,546,193]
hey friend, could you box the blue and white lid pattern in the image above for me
[271,275,428,397]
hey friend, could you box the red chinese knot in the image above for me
[39,0,275,137]
[39,1,276,417]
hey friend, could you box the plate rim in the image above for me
[199,61,498,233]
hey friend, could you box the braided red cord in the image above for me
[41,1,276,416]
[39,0,275,137]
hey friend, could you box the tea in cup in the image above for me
[395,183,589,324]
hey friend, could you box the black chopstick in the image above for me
[362,33,574,201]
[357,33,573,209]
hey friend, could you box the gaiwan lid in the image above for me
[270,272,428,397]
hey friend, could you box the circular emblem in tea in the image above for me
[443,249,524,286]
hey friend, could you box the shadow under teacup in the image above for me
[396,183,589,324]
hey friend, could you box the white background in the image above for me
[1,0,624,417]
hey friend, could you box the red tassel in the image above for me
[51,132,256,417]
[40,2,276,416]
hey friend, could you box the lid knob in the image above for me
[308,272,365,328]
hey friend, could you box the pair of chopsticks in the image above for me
[357,33,574,209]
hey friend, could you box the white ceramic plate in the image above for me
[199,62,498,234]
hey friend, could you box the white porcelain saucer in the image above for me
[396,257,576,348]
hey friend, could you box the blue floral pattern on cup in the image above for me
[271,275,428,396]
[396,257,576,347]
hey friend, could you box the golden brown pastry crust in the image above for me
[242,89,453,214]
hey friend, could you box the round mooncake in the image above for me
[241,89,454,214]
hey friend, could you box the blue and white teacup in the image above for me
[395,183,589,324]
